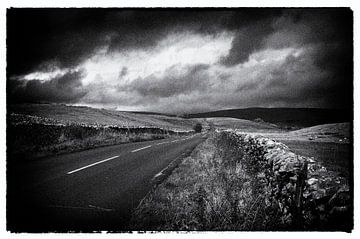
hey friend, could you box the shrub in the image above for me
[193,123,202,133]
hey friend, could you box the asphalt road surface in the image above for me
[7,134,206,232]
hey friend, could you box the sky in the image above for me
[7,8,353,114]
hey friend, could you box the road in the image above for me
[7,134,206,232]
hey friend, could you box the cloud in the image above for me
[118,67,128,79]
[121,64,210,98]
[6,9,284,76]
[7,9,353,112]
[8,70,88,103]
[7,9,231,76]
[140,45,347,113]
[219,26,269,66]
[220,8,352,69]
[219,10,280,66]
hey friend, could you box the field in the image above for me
[252,123,352,179]
[9,103,198,131]
[186,107,351,129]
[7,104,199,160]
[195,117,282,133]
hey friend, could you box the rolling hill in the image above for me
[185,108,352,129]
[8,104,199,132]
[195,117,282,133]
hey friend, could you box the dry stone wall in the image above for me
[219,129,351,230]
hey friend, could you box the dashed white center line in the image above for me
[67,155,120,175]
[156,141,167,145]
[131,145,152,153]
[66,137,195,175]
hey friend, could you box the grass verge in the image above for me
[130,132,281,230]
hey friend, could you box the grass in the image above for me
[279,140,351,180]
[7,122,177,160]
[248,122,351,180]
[7,107,197,160]
[288,123,351,142]
[195,117,282,133]
[8,103,199,131]
[186,108,351,129]
[130,121,352,231]
[130,133,282,231]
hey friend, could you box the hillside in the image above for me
[185,108,352,129]
[7,104,200,160]
[288,122,351,141]
[8,104,199,132]
[196,117,282,133]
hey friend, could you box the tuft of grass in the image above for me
[130,133,282,230]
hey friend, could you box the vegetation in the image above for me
[197,117,281,133]
[8,103,199,132]
[6,104,201,160]
[131,133,282,230]
[193,123,202,133]
[262,122,351,179]
[131,127,352,231]
[185,108,352,129]
[281,140,351,179]
[7,113,192,160]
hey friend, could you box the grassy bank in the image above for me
[8,103,199,132]
[7,113,191,160]
[130,133,281,230]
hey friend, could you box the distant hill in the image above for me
[126,111,176,117]
[195,117,282,133]
[8,104,199,132]
[185,108,352,129]
[289,122,351,139]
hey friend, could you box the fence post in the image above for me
[293,159,308,229]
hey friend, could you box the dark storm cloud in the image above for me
[6,8,353,111]
[8,70,88,103]
[120,64,210,98]
[232,50,348,109]
[6,9,284,76]
[220,8,352,67]
[220,9,281,66]
[7,9,228,76]
[7,9,110,75]
[119,67,128,79]
[218,8,353,109]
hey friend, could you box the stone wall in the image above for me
[220,129,351,231]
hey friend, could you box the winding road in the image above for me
[7,134,205,232]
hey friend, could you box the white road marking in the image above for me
[152,151,188,182]
[154,171,163,178]
[66,136,194,175]
[131,145,152,153]
[67,155,119,174]
[88,204,114,212]
[48,204,114,212]
[156,141,167,145]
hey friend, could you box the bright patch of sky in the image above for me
[80,32,234,86]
